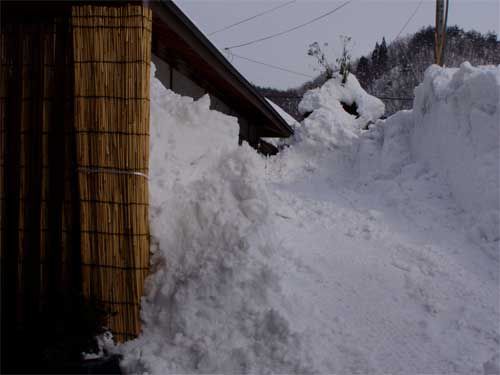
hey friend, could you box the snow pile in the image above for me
[358,109,414,180]
[297,74,384,155]
[299,73,385,127]
[148,72,239,189]
[412,62,500,242]
[118,65,312,374]
[359,62,500,243]
[117,62,499,374]
[268,73,384,182]
[267,63,499,373]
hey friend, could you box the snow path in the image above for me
[266,162,499,374]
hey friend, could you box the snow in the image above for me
[265,74,385,184]
[262,99,300,147]
[119,65,312,374]
[298,73,385,127]
[118,64,500,374]
[411,62,500,242]
[265,98,301,129]
[82,332,115,360]
[359,62,500,244]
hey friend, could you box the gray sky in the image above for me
[175,0,500,90]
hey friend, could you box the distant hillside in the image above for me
[256,26,500,119]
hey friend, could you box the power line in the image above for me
[377,96,414,101]
[208,1,296,36]
[266,94,414,101]
[224,0,354,50]
[394,0,424,41]
[392,0,424,82]
[231,52,314,78]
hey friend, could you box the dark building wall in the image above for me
[152,54,206,100]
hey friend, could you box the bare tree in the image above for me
[307,35,353,84]
[307,42,334,79]
[336,35,352,85]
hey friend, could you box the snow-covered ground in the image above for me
[118,64,499,374]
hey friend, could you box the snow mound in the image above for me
[274,63,499,244]
[149,71,239,189]
[118,64,313,374]
[358,109,414,180]
[268,62,499,373]
[299,73,385,127]
[412,62,500,242]
[268,73,384,183]
[116,62,498,374]
[360,62,500,243]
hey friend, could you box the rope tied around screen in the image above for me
[77,167,149,180]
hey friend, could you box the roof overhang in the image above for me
[151,0,294,138]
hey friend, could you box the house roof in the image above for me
[151,0,294,138]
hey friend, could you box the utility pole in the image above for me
[435,0,449,66]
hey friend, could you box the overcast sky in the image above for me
[175,0,500,90]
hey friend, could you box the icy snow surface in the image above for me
[119,64,499,374]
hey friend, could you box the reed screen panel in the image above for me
[1,2,152,347]
[71,4,152,341]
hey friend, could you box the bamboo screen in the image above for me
[71,4,152,341]
[1,3,152,344]
[1,13,79,339]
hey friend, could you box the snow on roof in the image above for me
[265,98,301,128]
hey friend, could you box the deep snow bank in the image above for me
[270,63,499,242]
[118,65,312,374]
[117,62,498,374]
[267,63,499,373]
[412,63,500,242]
[360,63,500,243]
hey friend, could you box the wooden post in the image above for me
[435,0,449,66]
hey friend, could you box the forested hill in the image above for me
[256,26,500,119]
